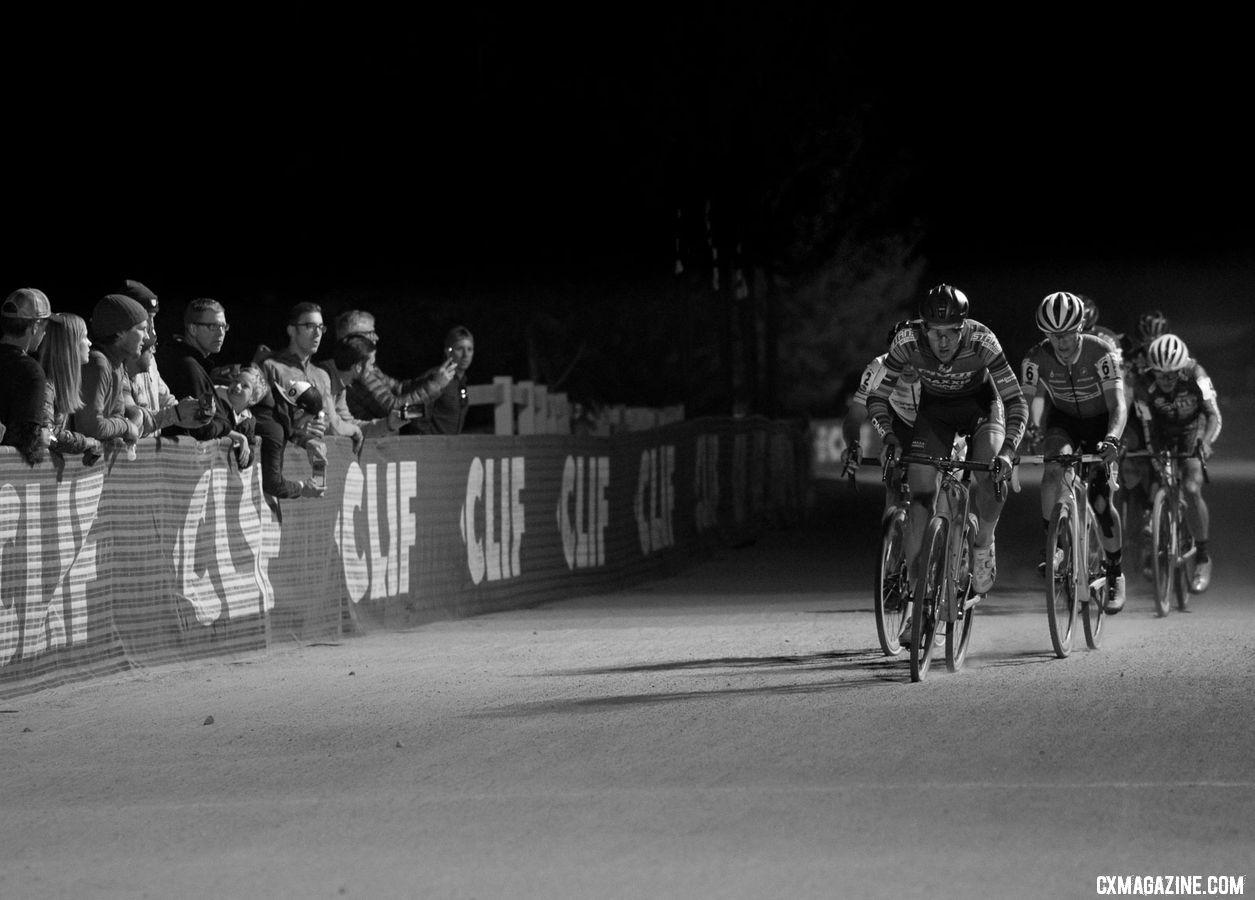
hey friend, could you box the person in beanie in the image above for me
[118,278,177,428]
[0,287,53,465]
[75,294,204,446]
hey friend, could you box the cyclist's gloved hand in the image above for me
[1097,435,1121,465]
[993,443,1016,482]
[840,441,859,478]
[879,432,901,467]
[1197,440,1214,461]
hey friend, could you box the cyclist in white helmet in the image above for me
[840,320,921,513]
[1131,333,1221,593]
[1020,291,1128,612]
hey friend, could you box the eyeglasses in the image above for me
[193,322,231,333]
[295,322,327,333]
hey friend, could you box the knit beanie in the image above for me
[91,293,149,341]
[119,279,159,314]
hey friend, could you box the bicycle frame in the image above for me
[1020,452,1110,655]
[898,451,998,681]
[1130,446,1209,615]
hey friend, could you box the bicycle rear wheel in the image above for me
[910,517,947,683]
[875,510,910,656]
[1082,508,1106,649]
[1150,488,1173,617]
[945,514,977,672]
[1045,501,1078,658]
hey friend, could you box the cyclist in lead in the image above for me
[1019,291,1129,613]
[867,284,1026,602]
[1131,333,1221,593]
[840,321,920,513]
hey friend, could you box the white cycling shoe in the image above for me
[972,542,996,594]
[1104,573,1126,614]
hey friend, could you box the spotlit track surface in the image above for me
[5,465,1254,899]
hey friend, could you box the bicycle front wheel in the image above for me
[945,514,977,673]
[1082,507,1106,649]
[910,517,947,683]
[1150,488,1174,617]
[875,509,910,656]
[1174,500,1193,612]
[1045,501,1078,658]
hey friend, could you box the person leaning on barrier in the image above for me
[317,333,400,444]
[155,296,238,440]
[78,294,206,449]
[207,363,267,470]
[257,303,344,502]
[117,278,177,425]
[334,308,455,423]
[38,312,104,466]
[0,287,53,466]
[407,325,474,435]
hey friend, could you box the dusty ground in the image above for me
[3,469,1253,900]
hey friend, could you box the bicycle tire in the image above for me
[1045,500,1078,658]
[945,514,976,672]
[910,517,947,683]
[1082,508,1106,649]
[1174,500,1192,612]
[874,510,909,656]
[1150,488,1173,617]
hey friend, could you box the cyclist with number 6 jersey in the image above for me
[867,284,1027,600]
[1133,333,1221,593]
[1020,291,1129,612]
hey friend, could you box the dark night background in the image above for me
[5,7,1253,423]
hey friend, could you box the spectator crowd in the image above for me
[0,281,475,516]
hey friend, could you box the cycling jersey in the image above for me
[1133,360,1222,444]
[1021,333,1123,421]
[850,353,919,426]
[869,318,1026,448]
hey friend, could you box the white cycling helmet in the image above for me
[1035,291,1085,334]
[1146,333,1190,372]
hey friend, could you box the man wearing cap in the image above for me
[75,294,203,445]
[0,287,53,465]
[334,309,455,424]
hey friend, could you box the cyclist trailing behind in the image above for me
[1131,333,1221,593]
[1019,291,1128,613]
[840,320,920,513]
[867,284,1026,608]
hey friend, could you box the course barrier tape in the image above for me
[0,417,804,697]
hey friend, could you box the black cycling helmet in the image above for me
[918,284,969,326]
[1137,309,1169,342]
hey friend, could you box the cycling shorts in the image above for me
[909,384,1004,459]
[1043,407,1109,453]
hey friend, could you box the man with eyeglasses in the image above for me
[156,297,239,440]
[259,303,360,490]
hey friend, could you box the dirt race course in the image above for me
[3,466,1253,900]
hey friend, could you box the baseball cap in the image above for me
[2,288,52,320]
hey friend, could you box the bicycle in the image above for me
[1138,445,1209,617]
[843,448,911,657]
[897,451,999,682]
[1017,453,1111,657]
